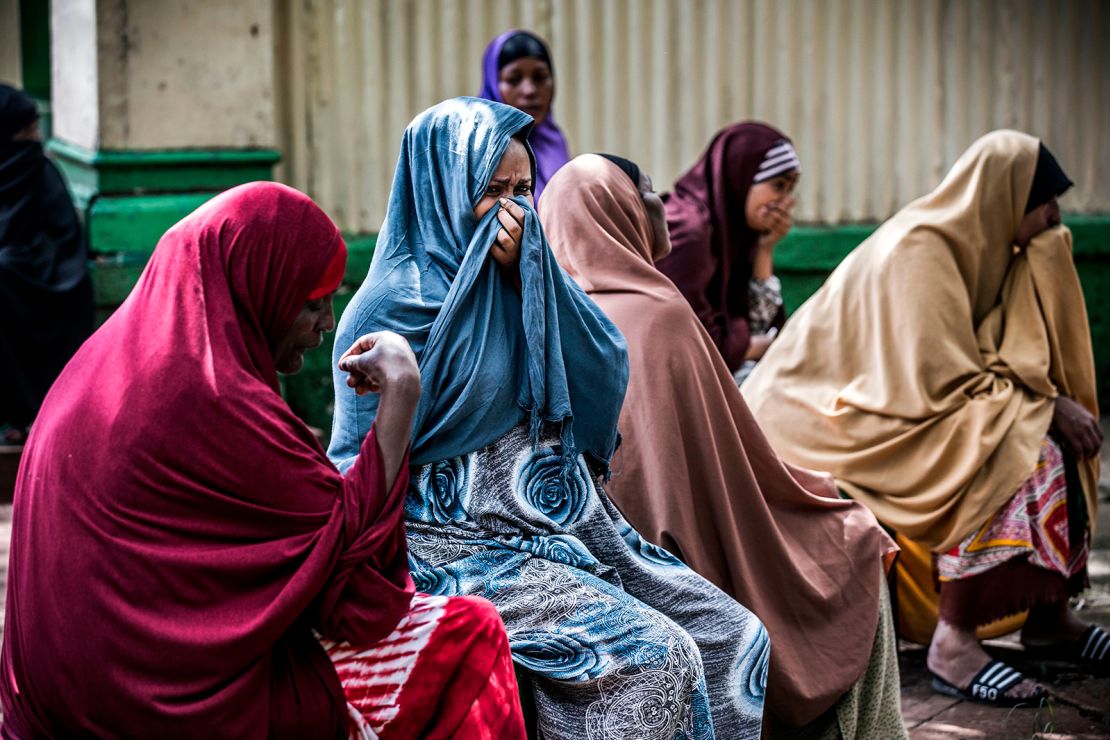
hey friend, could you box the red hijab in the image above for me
[656,122,790,371]
[1,182,412,737]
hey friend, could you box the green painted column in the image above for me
[49,141,281,253]
[49,0,281,318]
[47,141,281,317]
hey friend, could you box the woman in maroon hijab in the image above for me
[657,122,800,382]
[0,182,524,738]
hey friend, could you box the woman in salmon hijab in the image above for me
[743,131,1103,707]
[0,182,524,738]
[656,122,799,383]
[542,154,907,738]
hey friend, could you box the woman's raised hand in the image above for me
[490,198,526,270]
[339,331,421,488]
[1052,395,1103,459]
[338,331,420,397]
[756,197,795,252]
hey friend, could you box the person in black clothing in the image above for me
[0,83,94,443]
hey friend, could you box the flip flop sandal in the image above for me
[1024,624,1110,672]
[931,660,1048,708]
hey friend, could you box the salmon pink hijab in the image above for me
[542,156,896,725]
[1,182,413,737]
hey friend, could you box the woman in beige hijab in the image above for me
[542,153,907,738]
[743,131,1103,706]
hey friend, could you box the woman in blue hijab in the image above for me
[329,97,769,739]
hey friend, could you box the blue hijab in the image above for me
[328,97,627,475]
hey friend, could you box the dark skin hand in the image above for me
[743,172,798,361]
[745,332,775,362]
[475,137,532,291]
[1052,395,1103,459]
[1015,197,1062,247]
[491,198,527,277]
[338,331,421,490]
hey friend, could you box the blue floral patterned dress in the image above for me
[405,424,769,739]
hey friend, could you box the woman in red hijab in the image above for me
[0,182,524,738]
[656,122,799,382]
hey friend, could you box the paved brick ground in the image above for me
[0,429,1107,735]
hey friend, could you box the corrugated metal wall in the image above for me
[276,0,1110,233]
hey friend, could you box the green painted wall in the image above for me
[18,0,50,100]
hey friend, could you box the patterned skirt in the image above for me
[936,436,1089,627]
[324,592,525,739]
[404,424,769,740]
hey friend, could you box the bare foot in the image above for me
[928,619,1044,699]
[1021,600,1089,646]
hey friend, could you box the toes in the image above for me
[1012,678,1044,699]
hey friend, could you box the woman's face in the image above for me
[474,138,533,219]
[744,172,799,231]
[272,294,335,374]
[638,171,672,262]
[498,58,554,125]
[1015,197,1062,247]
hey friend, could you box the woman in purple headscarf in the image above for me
[478,30,570,200]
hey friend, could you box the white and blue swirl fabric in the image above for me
[405,424,769,739]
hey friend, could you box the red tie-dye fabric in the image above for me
[325,593,526,739]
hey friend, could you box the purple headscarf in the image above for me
[478,30,571,201]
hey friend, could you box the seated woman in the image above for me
[478,29,569,200]
[0,84,93,443]
[328,97,769,739]
[0,182,524,738]
[542,154,906,739]
[743,131,1103,707]
[656,122,799,384]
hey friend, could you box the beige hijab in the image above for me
[743,131,1099,553]
[541,155,897,726]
